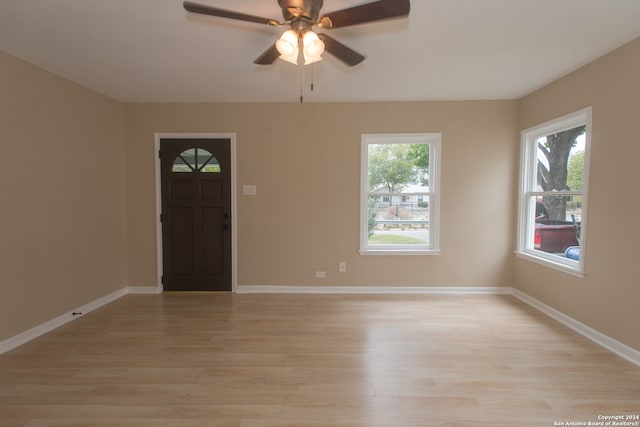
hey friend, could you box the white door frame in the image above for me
[154,133,238,293]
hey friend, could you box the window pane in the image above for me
[368,143,429,192]
[531,194,582,256]
[181,149,197,169]
[201,155,221,173]
[367,195,430,246]
[536,125,586,192]
[172,155,193,172]
[537,194,584,224]
[196,149,212,169]
[567,144,585,191]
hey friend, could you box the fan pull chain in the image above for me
[299,60,304,103]
[310,62,315,92]
[298,59,317,103]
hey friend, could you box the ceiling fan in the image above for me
[183,0,410,67]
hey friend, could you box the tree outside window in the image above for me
[537,125,586,221]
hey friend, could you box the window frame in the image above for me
[360,133,441,255]
[516,107,592,276]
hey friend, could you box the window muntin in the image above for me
[518,108,591,274]
[360,134,441,255]
[172,148,221,173]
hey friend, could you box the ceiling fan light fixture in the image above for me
[302,30,325,64]
[276,30,299,56]
[279,49,299,64]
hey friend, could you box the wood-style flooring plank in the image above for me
[0,293,638,426]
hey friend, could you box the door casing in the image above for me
[154,133,237,293]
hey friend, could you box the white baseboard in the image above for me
[0,287,128,355]
[0,286,162,355]
[512,289,640,367]
[236,285,512,295]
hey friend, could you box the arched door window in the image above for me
[172,148,221,173]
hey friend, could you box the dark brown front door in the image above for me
[160,138,231,291]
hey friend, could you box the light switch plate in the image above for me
[243,185,257,196]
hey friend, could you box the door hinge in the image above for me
[161,275,164,284]
[160,213,163,222]
[158,150,162,159]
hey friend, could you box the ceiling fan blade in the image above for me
[319,0,410,29]
[183,1,278,26]
[318,33,365,67]
[254,43,280,65]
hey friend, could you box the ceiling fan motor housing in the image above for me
[278,0,323,22]
[183,0,410,67]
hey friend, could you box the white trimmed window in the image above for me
[360,133,441,255]
[517,107,592,275]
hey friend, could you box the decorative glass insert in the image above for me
[172,148,221,173]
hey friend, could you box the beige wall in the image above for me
[124,101,518,288]
[516,37,640,350]
[0,51,127,341]
[3,36,638,354]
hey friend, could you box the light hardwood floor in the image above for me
[0,293,638,427]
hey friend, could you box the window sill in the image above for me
[515,250,585,278]
[360,248,441,256]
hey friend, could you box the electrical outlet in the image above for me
[339,262,347,273]
[315,271,326,279]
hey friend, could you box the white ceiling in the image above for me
[1,0,639,103]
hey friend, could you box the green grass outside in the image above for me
[368,234,427,244]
